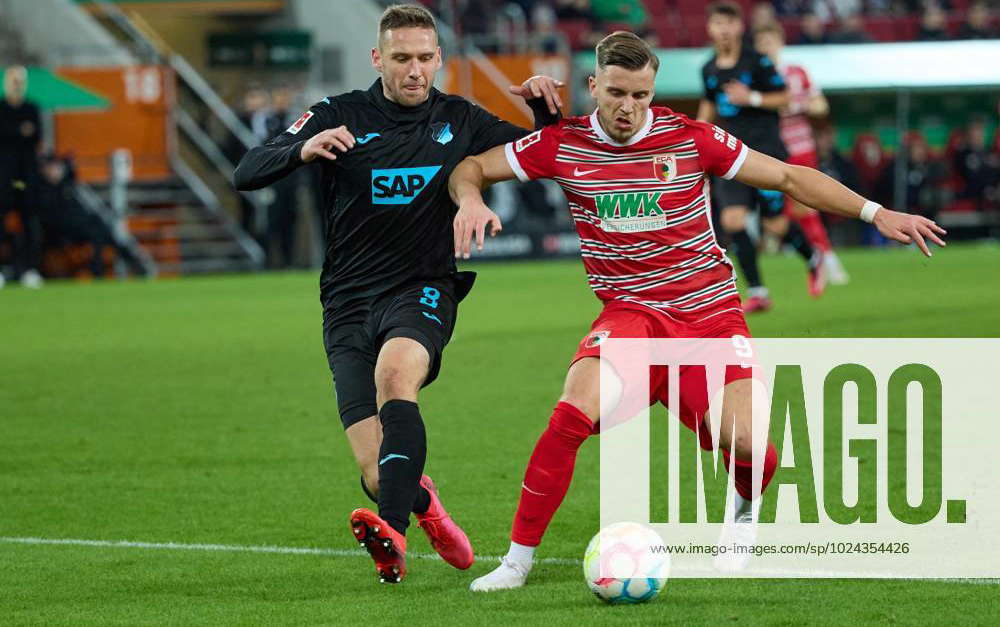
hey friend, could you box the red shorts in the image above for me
[572,299,754,440]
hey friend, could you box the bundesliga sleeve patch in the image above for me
[515,130,542,152]
[286,111,314,135]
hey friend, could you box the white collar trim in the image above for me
[589,109,653,147]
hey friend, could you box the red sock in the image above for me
[723,442,778,501]
[511,402,594,547]
[796,210,832,252]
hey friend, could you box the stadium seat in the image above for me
[864,16,898,43]
[895,16,921,41]
[778,17,802,45]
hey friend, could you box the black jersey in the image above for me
[0,99,41,179]
[234,79,551,323]
[701,46,788,160]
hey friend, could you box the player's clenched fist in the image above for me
[872,208,947,257]
[454,199,502,259]
[300,126,356,163]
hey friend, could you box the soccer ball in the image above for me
[583,521,670,605]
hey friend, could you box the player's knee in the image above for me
[763,215,788,237]
[558,391,599,423]
[721,207,747,232]
[375,365,422,405]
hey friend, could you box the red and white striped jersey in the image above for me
[779,63,820,157]
[504,106,748,321]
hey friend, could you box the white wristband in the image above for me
[748,91,762,107]
[860,200,882,223]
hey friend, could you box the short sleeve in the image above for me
[503,125,561,182]
[467,102,530,156]
[689,119,748,180]
[754,54,786,93]
[267,99,338,146]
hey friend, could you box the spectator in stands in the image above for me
[828,14,874,43]
[812,0,862,23]
[554,0,604,49]
[817,126,861,193]
[953,117,1000,210]
[231,85,271,245]
[37,154,144,278]
[956,1,998,40]
[774,1,814,17]
[877,132,948,221]
[531,2,562,53]
[239,85,271,144]
[265,84,302,269]
[917,4,950,41]
[554,0,596,21]
[0,65,44,289]
[459,0,501,51]
[897,0,952,14]
[816,126,869,243]
[865,0,894,15]
[797,12,829,44]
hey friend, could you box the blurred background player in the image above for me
[754,21,849,285]
[0,66,44,289]
[698,1,823,314]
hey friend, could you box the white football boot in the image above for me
[469,556,532,591]
[714,494,757,573]
[823,250,850,285]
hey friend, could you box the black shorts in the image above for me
[323,272,476,429]
[712,176,786,219]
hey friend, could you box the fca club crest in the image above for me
[586,330,612,348]
[652,154,678,183]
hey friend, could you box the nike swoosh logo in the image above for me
[573,167,599,176]
[357,132,381,145]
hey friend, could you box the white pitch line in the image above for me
[1,536,996,584]
[0,536,579,566]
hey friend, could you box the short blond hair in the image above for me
[378,4,437,45]
[596,31,659,73]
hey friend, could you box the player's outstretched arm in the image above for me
[448,145,517,259]
[734,149,947,257]
[234,126,355,191]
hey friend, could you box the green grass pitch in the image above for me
[2,242,999,625]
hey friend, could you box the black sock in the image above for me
[731,229,762,288]
[412,487,431,515]
[377,400,427,534]
[360,474,431,514]
[783,221,816,265]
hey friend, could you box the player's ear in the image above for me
[435,46,443,70]
[588,75,597,99]
[371,47,382,72]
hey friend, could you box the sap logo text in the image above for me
[371,166,442,205]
